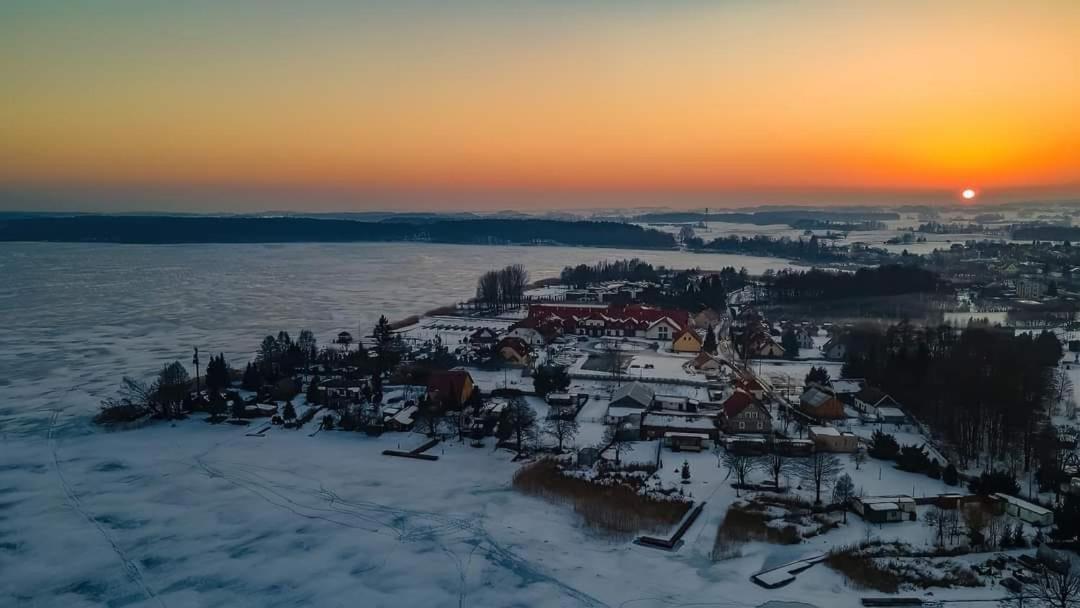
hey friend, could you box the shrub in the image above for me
[942,464,959,486]
[969,470,1019,496]
[868,430,900,460]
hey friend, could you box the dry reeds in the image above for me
[512,460,689,537]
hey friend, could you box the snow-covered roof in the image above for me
[610,382,655,408]
[391,405,418,425]
[644,414,715,430]
[866,502,900,512]
[830,379,863,394]
[801,387,833,407]
[993,493,1053,515]
[664,432,710,440]
[877,407,906,418]
[809,425,840,437]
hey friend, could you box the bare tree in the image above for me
[851,449,868,471]
[503,398,538,453]
[721,450,759,496]
[1026,561,1080,608]
[832,473,856,522]
[924,506,960,547]
[601,424,630,466]
[477,270,501,311]
[961,503,991,548]
[545,416,579,453]
[759,451,795,489]
[793,452,843,505]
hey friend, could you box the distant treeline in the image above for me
[560,259,662,288]
[694,234,844,261]
[766,265,940,301]
[634,209,899,226]
[1011,225,1080,241]
[0,216,676,248]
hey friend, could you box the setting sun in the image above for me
[962,188,977,200]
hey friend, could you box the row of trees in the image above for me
[694,234,845,262]
[559,259,662,289]
[718,448,846,505]
[764,265,940,302]
[476,264,530,310]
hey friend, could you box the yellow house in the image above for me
[671,328,703,353]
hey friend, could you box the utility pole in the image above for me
[192,347,201,395]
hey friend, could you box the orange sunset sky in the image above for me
[1,1,1078,212]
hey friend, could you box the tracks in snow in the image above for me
[196,457,607,607]
[48,410,165,608]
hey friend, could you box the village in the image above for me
[89,259,1080,607]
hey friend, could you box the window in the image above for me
[738,421,745,429]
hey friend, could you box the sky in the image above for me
[1,1,1079,213]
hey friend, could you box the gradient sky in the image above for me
[2,1,1079,212]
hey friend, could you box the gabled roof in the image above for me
[496,337,530,357]
[690,352,719,369]
[800,387,834,408]
[648,316,682,331]
[672,328,702,344]
[855,386,895,406]
[427,370,474,402]
[722,389,760,418]
[610,382,655,408]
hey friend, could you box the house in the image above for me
[852,496,917,523]
[646,317,682,341]
[799,387,845,420]
[853,386,903,416]
[426,370,476,409]
[495,337,531,365]
[736,376,768,400]
[808,425,859,452]
[749,335,785,358]
[993,493,1054,526]
[641,411,720,442]
[665,432,711,452]
[693,308,722,329]
[689,352,722,374]
[386,404,418,432]
[546,392,577,407]
[828,378,864,403]
[525,303,690,339]
[654,394,693,412]
[671,328,703,353]
[609,381,655,410]
[876,407,907,425]
[721,389,771,434]
[506,326,545,347]
[822,336,847,361]
[774,438,815,456]
[467,327,499,346]
[796,328,815,349]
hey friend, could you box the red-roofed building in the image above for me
[527,303,689,338]
[720,389,771,434]
[427,370,476,409]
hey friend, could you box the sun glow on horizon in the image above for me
[1,1,1078,211]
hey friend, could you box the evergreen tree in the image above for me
[702,324,718,354]
[533,364,570,397]
[805,366,831,386]
[306,374,321,404]
[242,362,261,391]
[781,329,800,359]
[206,353,230,394]
[681,460,691,482]
[231,398,246,420]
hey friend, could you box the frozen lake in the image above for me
[0,241,796,437]
[0,242,984,607]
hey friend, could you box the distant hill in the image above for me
[0,215,677,249]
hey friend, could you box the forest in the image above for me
[0,215,677,249]
[841,323,1064,473]
[694,234,844,261]
[765,265,941,301]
